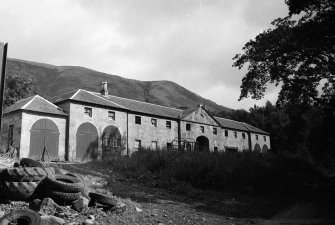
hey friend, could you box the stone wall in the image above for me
[127,113,178,154]
[20,112,67,160]
[1,112,22,152]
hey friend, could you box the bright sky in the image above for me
[0,0,288,110]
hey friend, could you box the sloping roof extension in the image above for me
[242,123,269,135]
[4,95,67,116]
[214,117,248,131]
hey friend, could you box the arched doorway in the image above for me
[76,122,98,162]
[29,119,59,161]
[102,125,121,159]
[262,144,269,152]
[196,136,209,152]
[254,143,261,152]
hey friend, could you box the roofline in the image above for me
[3,108,68,118]
[49,89,78,102]
[90,91,184,112]
[87,91,127,109]
[21,95,37,109]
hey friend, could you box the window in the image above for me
[234,131,237,138]
[151,141,157,150]
[200,126,204,133]
[151,118,157,127]
[135,116,141,125]
[166,121,171,129]
[242,133,246,139]
[8,125,14,147]
[214,146,218,153]
[225,130,228,137]
[134,140,141,150]
[167,143,172,149]
[256,135,259,140]
[84,107,92,117]
[108,111,115,120]
[264,136,266,141]
[213,127,217,135]
[186,123,191,131]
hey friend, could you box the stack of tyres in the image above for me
[42,175,84,206]
[0,159,56,201]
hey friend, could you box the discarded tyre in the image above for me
[89,192,118,207]
[0,209,41,225]
[0,167,55,182]
[49,191,82,206]
[45,175,84,193]
[3,182,39,201]
[20,158,45,168]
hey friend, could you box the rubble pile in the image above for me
[0,158,126,225]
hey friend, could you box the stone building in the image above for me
[0,82,270,162]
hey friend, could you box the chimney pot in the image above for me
[101,82,108,96]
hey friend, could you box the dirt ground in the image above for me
[58,162,335,225]
[1,158,334,225]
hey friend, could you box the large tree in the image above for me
[233,0,335,107]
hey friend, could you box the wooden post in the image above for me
[0,42,8,135]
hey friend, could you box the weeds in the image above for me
[105,149,323,196]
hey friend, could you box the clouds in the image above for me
[0,0,288,109]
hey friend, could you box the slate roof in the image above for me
[3,95,67,116]
[90,92,183,118]
[48,89,269,135]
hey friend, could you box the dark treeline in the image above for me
[215,102,335,172]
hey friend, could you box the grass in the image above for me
[103,149,324,197]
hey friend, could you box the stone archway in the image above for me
[196,136,209,152]
[262,144,269,152]
[76,122,98,162]
[29,119,59,161]
[254,143,261,152]
[102,125,122,159]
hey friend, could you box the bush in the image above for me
[106,149,323,196]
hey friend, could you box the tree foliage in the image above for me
[4,71,39,107]
[233,0,335,107]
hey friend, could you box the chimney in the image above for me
[101,81,108,96]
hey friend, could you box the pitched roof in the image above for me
[4,95,67,116]
[49,89,269,134]
[214,117,249,131]
[91,92,183,118]
[51,89,126,109]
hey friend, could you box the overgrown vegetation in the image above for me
[106,149,324,197]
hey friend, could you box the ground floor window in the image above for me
[151,141,157,150]
[135,139,141,150]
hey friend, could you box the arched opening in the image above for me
[254,143,261,152]
[196,136,209,152]
[262,144,269,152]
[102,125,122,159]
[29,119,59,161]
[76,122,98,162]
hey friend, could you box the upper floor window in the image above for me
[264,136,266,141]
[186,123,191,131]
[213,127,217,135]
[84,107,92,117]
[135,116,141,125]
[234,131,237,138]
[225,130,228,137]
[256,135,259,140]
[108,111,115,120]
[166,121,171,129]
[135,139,141,150]
[200,126,204,133]
[151,118,157,127]
[242,133,246,139]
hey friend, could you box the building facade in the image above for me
[1,82,270,162]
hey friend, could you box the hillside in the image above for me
[6,58,232,112]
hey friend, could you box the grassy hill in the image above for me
[6,58,232,112]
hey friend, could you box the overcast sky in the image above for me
[0,0,288,110]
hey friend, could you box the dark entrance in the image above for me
[29,119,59,161]
[254,143,261,152]
[196,136,209,152]
[102,125,121,159]
[76,122,98,162]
